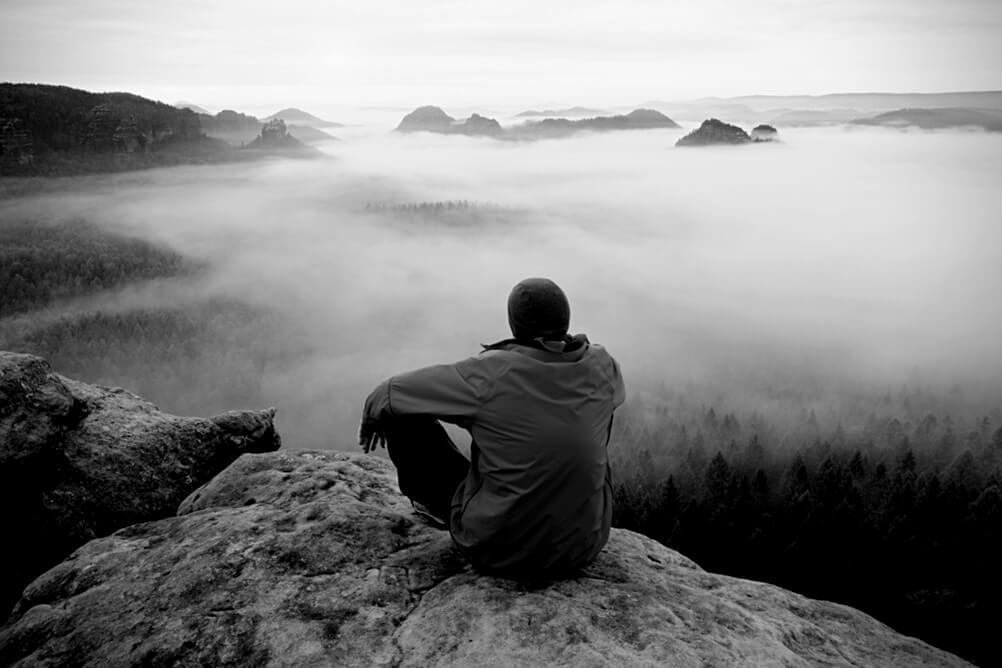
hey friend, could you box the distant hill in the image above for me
[394,106,678,140]
[766,109,864,126]
[641,91,1002,124]
[286,124,338,142]
[510,109,680,139]
[722,91,1002,113]
[676,119,751,147]
[850,107,1002,132]
[0,83,231,175]
[640,101,763,123]
[395,106,503,136]
[263,108,342,128]
[514,106,608,118]
[174,101,210,115]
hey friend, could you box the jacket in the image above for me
[364,335,625,576]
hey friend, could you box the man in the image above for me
[359,277,625,578]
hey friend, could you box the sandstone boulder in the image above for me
[0,351,281,615]
[1,449,970,667]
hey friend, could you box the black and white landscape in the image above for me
[1,0,1000,665]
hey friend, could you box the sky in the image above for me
[2,0,1001,114]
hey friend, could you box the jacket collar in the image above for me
[481,333,590,358]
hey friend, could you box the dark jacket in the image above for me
[365,335,625,576]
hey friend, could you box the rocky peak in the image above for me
[261,117,289,141]
[676,118,752,147]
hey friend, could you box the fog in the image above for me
[4,124,1001,447]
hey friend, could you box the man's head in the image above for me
[507,277,570,341]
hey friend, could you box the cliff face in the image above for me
[0,351,281,616]
[0,432,971,664]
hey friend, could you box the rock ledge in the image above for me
[0,448,970,667]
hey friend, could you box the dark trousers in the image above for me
[384,416,470,520]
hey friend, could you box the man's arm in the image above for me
[359,357,490,451]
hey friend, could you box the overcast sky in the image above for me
[2,0,1000,112]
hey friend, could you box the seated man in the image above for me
[359,277,625,577]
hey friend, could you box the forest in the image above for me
[610,397,1001,666]
[0,84,237,175]
[1,212,999,666]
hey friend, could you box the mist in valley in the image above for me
[2,124,1001,450]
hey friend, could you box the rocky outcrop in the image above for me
[751,124,779,142]
[0,351,281,615]
[676,118,752,146]
[83,104,121,152]
[1,448,970,667]
[113,115,149,153]
[260,118,293,143]
[245,118,320,155]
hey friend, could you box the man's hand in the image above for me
[358,416,387,453]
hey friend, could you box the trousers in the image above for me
[384,415,470,520]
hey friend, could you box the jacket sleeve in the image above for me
[363,356,491,426]
[610,357,626,408]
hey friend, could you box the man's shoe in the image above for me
[411,501,448,529]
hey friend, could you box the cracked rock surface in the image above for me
[1,450,971,667]
[0,351,281,617]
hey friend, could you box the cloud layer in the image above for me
[4,124,1001,446]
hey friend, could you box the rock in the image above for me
[113,115,149,153]
[245,118,320,155]
[0,351,281,615]
[751,124,779,142]
[1,449,971,667]
[676,118,752,147]
[83,104,121,152]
